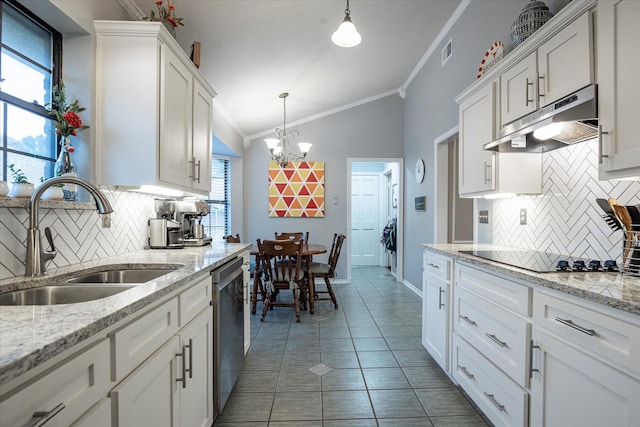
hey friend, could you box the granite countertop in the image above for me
[421,243,640,316]
[0,242,251,387]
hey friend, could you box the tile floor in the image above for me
[213,266,490,427]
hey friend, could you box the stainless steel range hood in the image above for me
[484,84,597,153]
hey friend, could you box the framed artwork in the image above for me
[268,161,325,217]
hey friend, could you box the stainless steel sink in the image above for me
[0,284,135,305]
[65,268,176,284]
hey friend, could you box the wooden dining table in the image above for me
[250,242,327,315]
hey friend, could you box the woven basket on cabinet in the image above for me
[511,0,553,47]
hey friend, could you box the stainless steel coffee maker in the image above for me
[175,198,212,246]
[148,198,184,249]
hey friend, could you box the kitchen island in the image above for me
[0,242,250,388]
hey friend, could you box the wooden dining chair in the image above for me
[256,238,305,322]
[223,234,241,243]
[274,231,309,243]
[302,233,345,309]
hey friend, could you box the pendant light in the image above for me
[332,0,361,48]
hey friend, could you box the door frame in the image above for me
[434,125,458,243]
[347,157,404,283]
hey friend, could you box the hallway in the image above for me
[214,266,490,426]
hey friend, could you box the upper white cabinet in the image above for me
[94,21,216,196]
[501,11,594,126]
[457,80,542,198]
[597,0,640,180]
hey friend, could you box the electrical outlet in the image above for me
[520,208,527,225]
[479,210,489,224]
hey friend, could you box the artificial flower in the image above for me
[46,81,89,142]
[143,0,184,27]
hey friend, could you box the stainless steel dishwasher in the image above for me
[211,256,245,417]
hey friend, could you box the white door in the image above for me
[351,174,380,266]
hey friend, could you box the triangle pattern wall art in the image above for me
[268,161,325,217]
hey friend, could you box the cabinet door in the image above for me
[530,327,640,427]
[191,80,213,192]
[459,81,496,196]
[111,335,181,427]
[597,0,640,179]
[160,44,192,189]
[243,251,251,355]
[537,12,593,106]
[422,272,449,371]
[179,308,214,427]
[71,398,111,427]
[500,52,537,125]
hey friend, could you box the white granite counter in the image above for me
[0,242,251,386]
[421,243,640,316]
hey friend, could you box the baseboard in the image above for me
[403,279,422,298]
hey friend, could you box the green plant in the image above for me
[45,80,89,141]
[9,164,30,184]
[143,0,184,27]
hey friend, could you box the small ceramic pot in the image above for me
[0,181,8,199]
[8,182,35,199]
[42,186,64,201]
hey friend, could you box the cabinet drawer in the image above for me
[455,262,531,316]
[179,276,212,326]
[423,250,451,281]
[0,340,110,427]
[455,286,530,387]
[113,298,179,381]
[453,334,529,427]
[534,291,640,379]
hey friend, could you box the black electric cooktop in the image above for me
[459,250,596,273]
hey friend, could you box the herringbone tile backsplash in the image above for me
[492,138,640,261]
[0,187,154,280]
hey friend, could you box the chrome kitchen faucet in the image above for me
[25,176,114,277]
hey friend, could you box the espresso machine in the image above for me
[175,198,212,246]
[148,198,184,249]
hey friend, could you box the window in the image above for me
[203,157,230,241]
[0,0,61,182]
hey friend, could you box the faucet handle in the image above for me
[44,227,56,253]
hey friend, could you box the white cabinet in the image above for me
[530,289,640,427]
[421,250,452,371]
[71,398,111,427]
[0,340,111,427]
[597,0,640,180]
[94,21,215,196]
[178,309,214,427]
[457,80,542,198]
[111,335,181,427]
[501,12,593,126]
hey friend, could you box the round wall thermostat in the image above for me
[415,158,425,183]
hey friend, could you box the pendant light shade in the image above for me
[332,0,361,48]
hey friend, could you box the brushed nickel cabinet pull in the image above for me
[598,125,609,163]
[485,333,508,348]
[426,262,440,269]
[176,349,187,388]
[483,392,506,412]
[525,78,534,106]
[438,287,445,309]
[194,159,201,183]
[32,403,65,426]
[460,315,477,326]
[188,158,195,180]
[484,162,492,184]
[458,365,475,380]
[529,339,540,379]
[537,74,545,100]
[555,317,595,336]
[185,339,193,379]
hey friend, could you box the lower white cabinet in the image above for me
[0,340,110,427]
[178,308,214,427]
[111,335,181,427]
[422,272,449,371]
[243,251,251,354]
[71,398,111,427]
[530,326,640,427]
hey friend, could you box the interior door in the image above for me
[351,174,380,266]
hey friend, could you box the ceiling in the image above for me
[129,0,462,141]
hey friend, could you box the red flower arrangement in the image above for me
[46,81,89,142]
[143,0,184,27]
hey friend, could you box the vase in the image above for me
[154,18,177,39]
[0,181,8,199]
[8,182,34,199]
[54,138,78,202]
[42,186,64,201]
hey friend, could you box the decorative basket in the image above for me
[511,0,553,48]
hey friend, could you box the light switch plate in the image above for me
[520,208,527,225]
[479,210,489,224]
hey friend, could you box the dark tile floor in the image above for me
[213,266,490,427]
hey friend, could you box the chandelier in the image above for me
[265,92,312,168]
[332,0,361,48]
